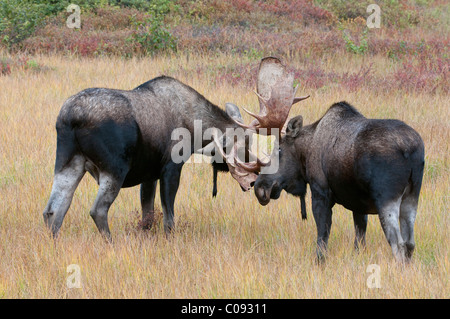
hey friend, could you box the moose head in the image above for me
[200,57,309,191]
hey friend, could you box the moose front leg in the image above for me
[212,166,218,198]
[160,162,183,234]
[140,180,158,230]
[311,188,334,263]
[352,212,368,251]
[300,194,307,220]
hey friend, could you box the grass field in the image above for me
[0,52,448,298]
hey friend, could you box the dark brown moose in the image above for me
[42,57,308,239]
[230,59,425,262]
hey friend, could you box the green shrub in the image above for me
[342,28,368,55]
[315,0,370,20]
[110,0,167,12]
[0,0,103,49]
[0,0,47,48]
[129,0,178,55]
[33,0,110,14]
[131,13,177,55]
[315,0,420,28]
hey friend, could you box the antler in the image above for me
[210,129,270,191]
[207,57,309,191]
[231,57,309,136]
[211,130,270,172]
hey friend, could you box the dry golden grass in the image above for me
[0,53,448,298]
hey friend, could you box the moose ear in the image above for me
[225,103,243,124]
[286,115,303,138]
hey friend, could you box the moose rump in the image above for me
[43,88,147,237]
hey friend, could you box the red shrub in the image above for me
[258,0,334,24]
[340,63,373,92]
[68,35,101,57]
[0,60,11,76]
[293,66,337,90]
[393,55,449,94]
[229,0,254,13]
[214,63,258,88]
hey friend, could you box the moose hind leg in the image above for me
[378,199,406,262]
[400,195,418,260]
[43,154,86,236]
[89,173,123,240]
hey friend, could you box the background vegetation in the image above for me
[0,0,448,298]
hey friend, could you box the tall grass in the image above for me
[0,53,448,298]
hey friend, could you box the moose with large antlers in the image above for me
[212,57,424,262]
[42,57,307,239]
[43,56,424,262]
[236,59,423,262]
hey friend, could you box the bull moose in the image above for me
[42,57,308,239]
[222,59,424,262]
[254,103,424,262]
[42,78,243,238]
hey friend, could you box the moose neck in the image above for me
[294,122,318,183]
[193,100,240,148]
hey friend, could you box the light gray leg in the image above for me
[43,154,86,236]
[89,173,122,240]
[378,199,406,262]
[400,196,418,260]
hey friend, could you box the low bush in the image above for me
[0,57,11,75]
[315,0,420,28]
[130,12,177,55]
[0,0,47,48]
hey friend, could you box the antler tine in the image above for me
[235,149,271,173]
[241,106,263,125]
[211,130,235,167]
[229,116,257,132]
[229,90,269,132]
[211,130,255,178]
[293,94,310,105]
[253,90,269,104]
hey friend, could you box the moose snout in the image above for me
[254,180,274,206]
